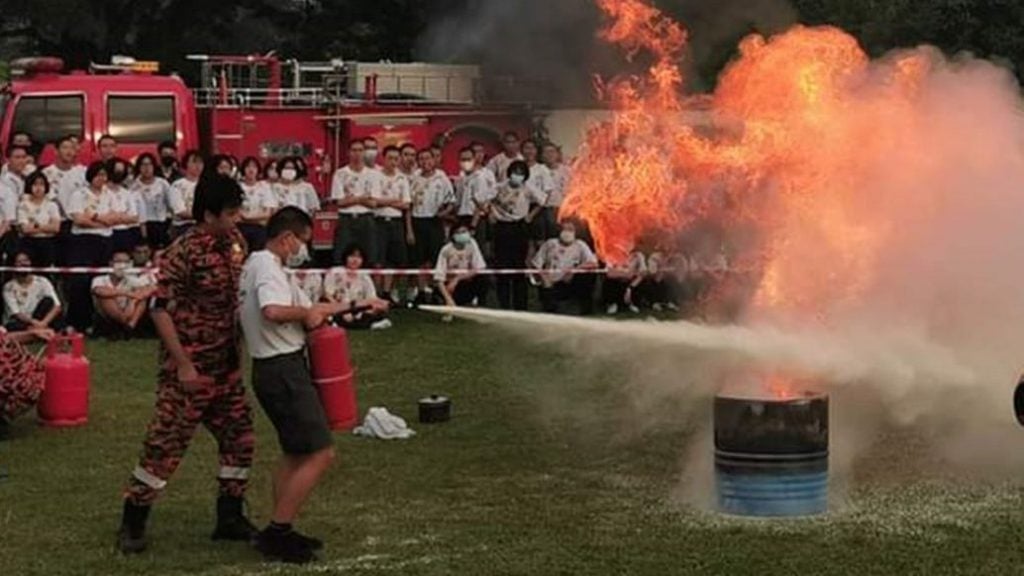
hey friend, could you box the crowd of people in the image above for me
[0,130,729,340]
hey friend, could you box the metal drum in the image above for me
[714,392,829,517]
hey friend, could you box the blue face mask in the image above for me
[509,174,526,187]
[453,232,472,246]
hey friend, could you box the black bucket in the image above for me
[714,392,829,517]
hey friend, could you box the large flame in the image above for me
[561,0,961,325]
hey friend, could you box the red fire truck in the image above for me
[0,54,542,252]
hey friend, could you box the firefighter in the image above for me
[117,175,256,555]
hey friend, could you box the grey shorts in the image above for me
[252,350,333,455]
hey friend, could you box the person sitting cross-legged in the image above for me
[91,251,158,339]
[2,251,64,341]
[322,244,392,330]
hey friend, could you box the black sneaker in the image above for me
[211,495,258,542]
[117,526,147,554]
[293,530,323,551]
[254,528,316,564]
[117,501,150,555]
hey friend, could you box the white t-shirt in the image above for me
[433,239,487,283]
[238,251,311,359]
[491,182,544,223]
[456,169,497,217]
[91,274,150,313]
[608,251,648,280]
[42,164,87,216]
[526,163,554,207]
[376,172,412,219]
[331,166,383,215]
[486,152,524,182]
[240,181,279,220]
[132,177,172,223]
[275,182,321,215]
[0,172,23,223]
[411,170,455,218]
[108,185,142,231]
[17,198,61,237]
[290,271,324,304]
[3,276,60,319]
[67,187,115,237]
[167,177,198,225]
[322,268,377,305]
[531,239,598,283]
[546,164,571,208]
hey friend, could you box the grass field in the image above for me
[1,311,1023,575]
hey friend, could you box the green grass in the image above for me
[1,312,1023,575]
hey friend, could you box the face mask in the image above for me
[112,262,130,278]
[161,156,177,168]
[509,174,526,188]
[286,243,310,268]
[281,168,297,182]
[560,231,576,245]
[460,160,475,173]
[364,149,379,164]
[453,232,471,246]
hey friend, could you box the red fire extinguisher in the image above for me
[38,333,90,428]
[308,325,358,431]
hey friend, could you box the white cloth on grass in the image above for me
[353,407,416,440]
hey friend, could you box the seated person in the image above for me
[0,326,48,437]
[2,252,65,339]
[434,223,489,310]
[531,220,599,315]
[91,252,158,338]
[291,269,324,306]
[322,244,392,330]
[644,250,682,312]
[603,249,647,315]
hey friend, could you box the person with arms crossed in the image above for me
[117,175,256,555]
[330,140,381,266]
[407,148,455,305]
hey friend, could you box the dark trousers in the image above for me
[67,234,113,332]
[411,217,444,268]
[602,278,634,306]
[4,296,65,332]
[56,221,72,266]
[451,275,490,306]
[238,223,267,253]
[540,275,596,315]
[333,214,377,266]
[18,236,57,269]
[145,221,171,249]
[375,217,408,268]
[112,228,143,255]
[492,220,529,311]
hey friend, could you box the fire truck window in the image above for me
[12,95,84,145]
[107,96,175,144]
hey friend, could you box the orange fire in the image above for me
[561,0,942,329]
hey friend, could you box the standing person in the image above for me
[532,220,599,315]
[16,172,61,268]
[374,146,411,302]
[238,207,361,564]
[133,153,172,250]
[539,142,569,241]
[456,146,497,251]
[490,161,543,311]
[274,157,320,216]
[3,251,64,337]
[330,140,381,266]
[430,144,443,168]
[434,223,489,311]
[238,157,278,252]
[322,244,392,330]
[209,155,237,179]
[0,145,30,264]
[522,139,555,252]
[157,141,182,183]
[408,148,455,305]
[43,135,87,215]
[399,143,419,178]
[98,135,119,162]
[65,161,118,332]
[362,137,380,171]
[117,175,255,554]
[167,151,204,239]
[486,131,524,183]
[108,158,143,254]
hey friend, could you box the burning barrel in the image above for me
[714,391,829,517]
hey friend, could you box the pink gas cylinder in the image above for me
[38,333,90,427]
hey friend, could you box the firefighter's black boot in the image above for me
[117,500,150,554]
[211,495,258,542]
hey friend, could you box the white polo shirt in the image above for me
[167,177,198,225]
[411,170,455,218]
[132,177,172,223]
[239,251,310,360]
[376,171,411,219]
[330,166,383,216]
[3,276,60,319]
[67,187,115,237]
[42,164,87,216]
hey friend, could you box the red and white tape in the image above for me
[0,265,651,277]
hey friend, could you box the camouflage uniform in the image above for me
[0,331,45,422]
[125,226,253,506]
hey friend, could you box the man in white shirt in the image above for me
[456,145,497,252]
[3,251,64,337]
[239,207,369,564]
[398,143,419,179]
[408,148,455,303]
[92,251,157,339]
[0,145,30,263]
[485,131,524,183]
[330,140,381,266]
[43,136,87,215]
[374,146,412,300]
[539,142,570,241]
[362,137,381,171]
[531,220,599,315]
